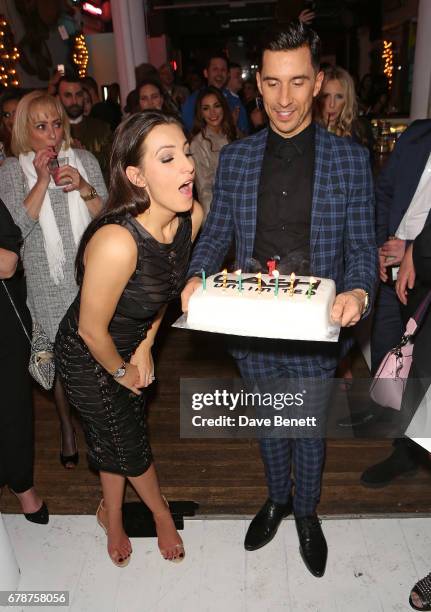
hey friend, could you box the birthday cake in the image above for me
[186,272,340,342]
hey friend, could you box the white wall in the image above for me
[410,0,431,119]
[111,0,149,107]
[86,33,119,90]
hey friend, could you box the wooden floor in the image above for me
[2,304,431,516]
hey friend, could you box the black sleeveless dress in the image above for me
[55,212,191,476]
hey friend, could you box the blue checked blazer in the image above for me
[188,123,378,370]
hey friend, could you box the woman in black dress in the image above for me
[0,200,48,523]
[55,111,202,567]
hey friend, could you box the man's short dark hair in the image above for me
[259,20,321,72]
[205,53,229,70]
[0,88,23,111]
[229,62,241,71]
[57,73,82,94]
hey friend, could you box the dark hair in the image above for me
[81,76,99,96]
[135,62,159,86]
[260,20,321,72]
[124,88,139,115]
[57,73,82,94]
[108,82,120,102]
[75,111,184,284]
[192,86,236,145]
[0,88,23,112]
[228,62,241,71]
[137,77,164,97]
[205,53,229,70]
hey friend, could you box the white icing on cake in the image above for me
[187,272,340,342]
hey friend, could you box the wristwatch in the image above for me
[361,291,369,315]
[351,289,369,316]
[112,361,126,379]
[81,185,98,202]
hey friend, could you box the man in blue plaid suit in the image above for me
[182,22,377,577]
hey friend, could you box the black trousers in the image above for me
[0,324,34,493]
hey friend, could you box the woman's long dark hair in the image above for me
[75,110,184,284]
[191,86,236,147]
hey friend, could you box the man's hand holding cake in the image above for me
[330,288,369,327]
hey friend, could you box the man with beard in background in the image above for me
[57,75,112,182]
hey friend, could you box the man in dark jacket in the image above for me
[360,119,431,487]
[57,75,112,183]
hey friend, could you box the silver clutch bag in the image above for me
[2,281,55,390]
[28,321,55,390]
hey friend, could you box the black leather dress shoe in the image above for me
[244,497,292,551]
[24,501,49,525]
[360,450,418,488]
[295,514,327,577]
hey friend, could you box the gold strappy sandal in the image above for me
[96,499,131,568]
[158,496,185,563]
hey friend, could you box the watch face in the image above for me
[114,366,126,379]
[363,293,369,314]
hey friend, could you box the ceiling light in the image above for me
[82,2,103,16]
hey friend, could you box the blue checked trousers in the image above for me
[236,339,335,517]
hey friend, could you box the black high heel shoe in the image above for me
[10,490,50,525]
[60,430,79,469]
[25,502,49,525]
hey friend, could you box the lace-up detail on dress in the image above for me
[55,212,191,476]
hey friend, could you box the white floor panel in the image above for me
[2,515,429,612]
[245,520,291,612]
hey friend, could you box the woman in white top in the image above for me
[190,86,236,220]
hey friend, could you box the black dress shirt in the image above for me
[253,122,315,274]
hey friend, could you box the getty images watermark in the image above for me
[190,388,317,429]
[180,379,330,439]
[180,378,429,439]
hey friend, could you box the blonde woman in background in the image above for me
[315,65,374,154]
[0,91,107,469]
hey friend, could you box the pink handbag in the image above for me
[370,289,431,411]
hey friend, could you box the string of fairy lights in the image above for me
[0,16,20,88]
[382,40,394,89]
[0,14,89,86]
[72,33,89,77]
